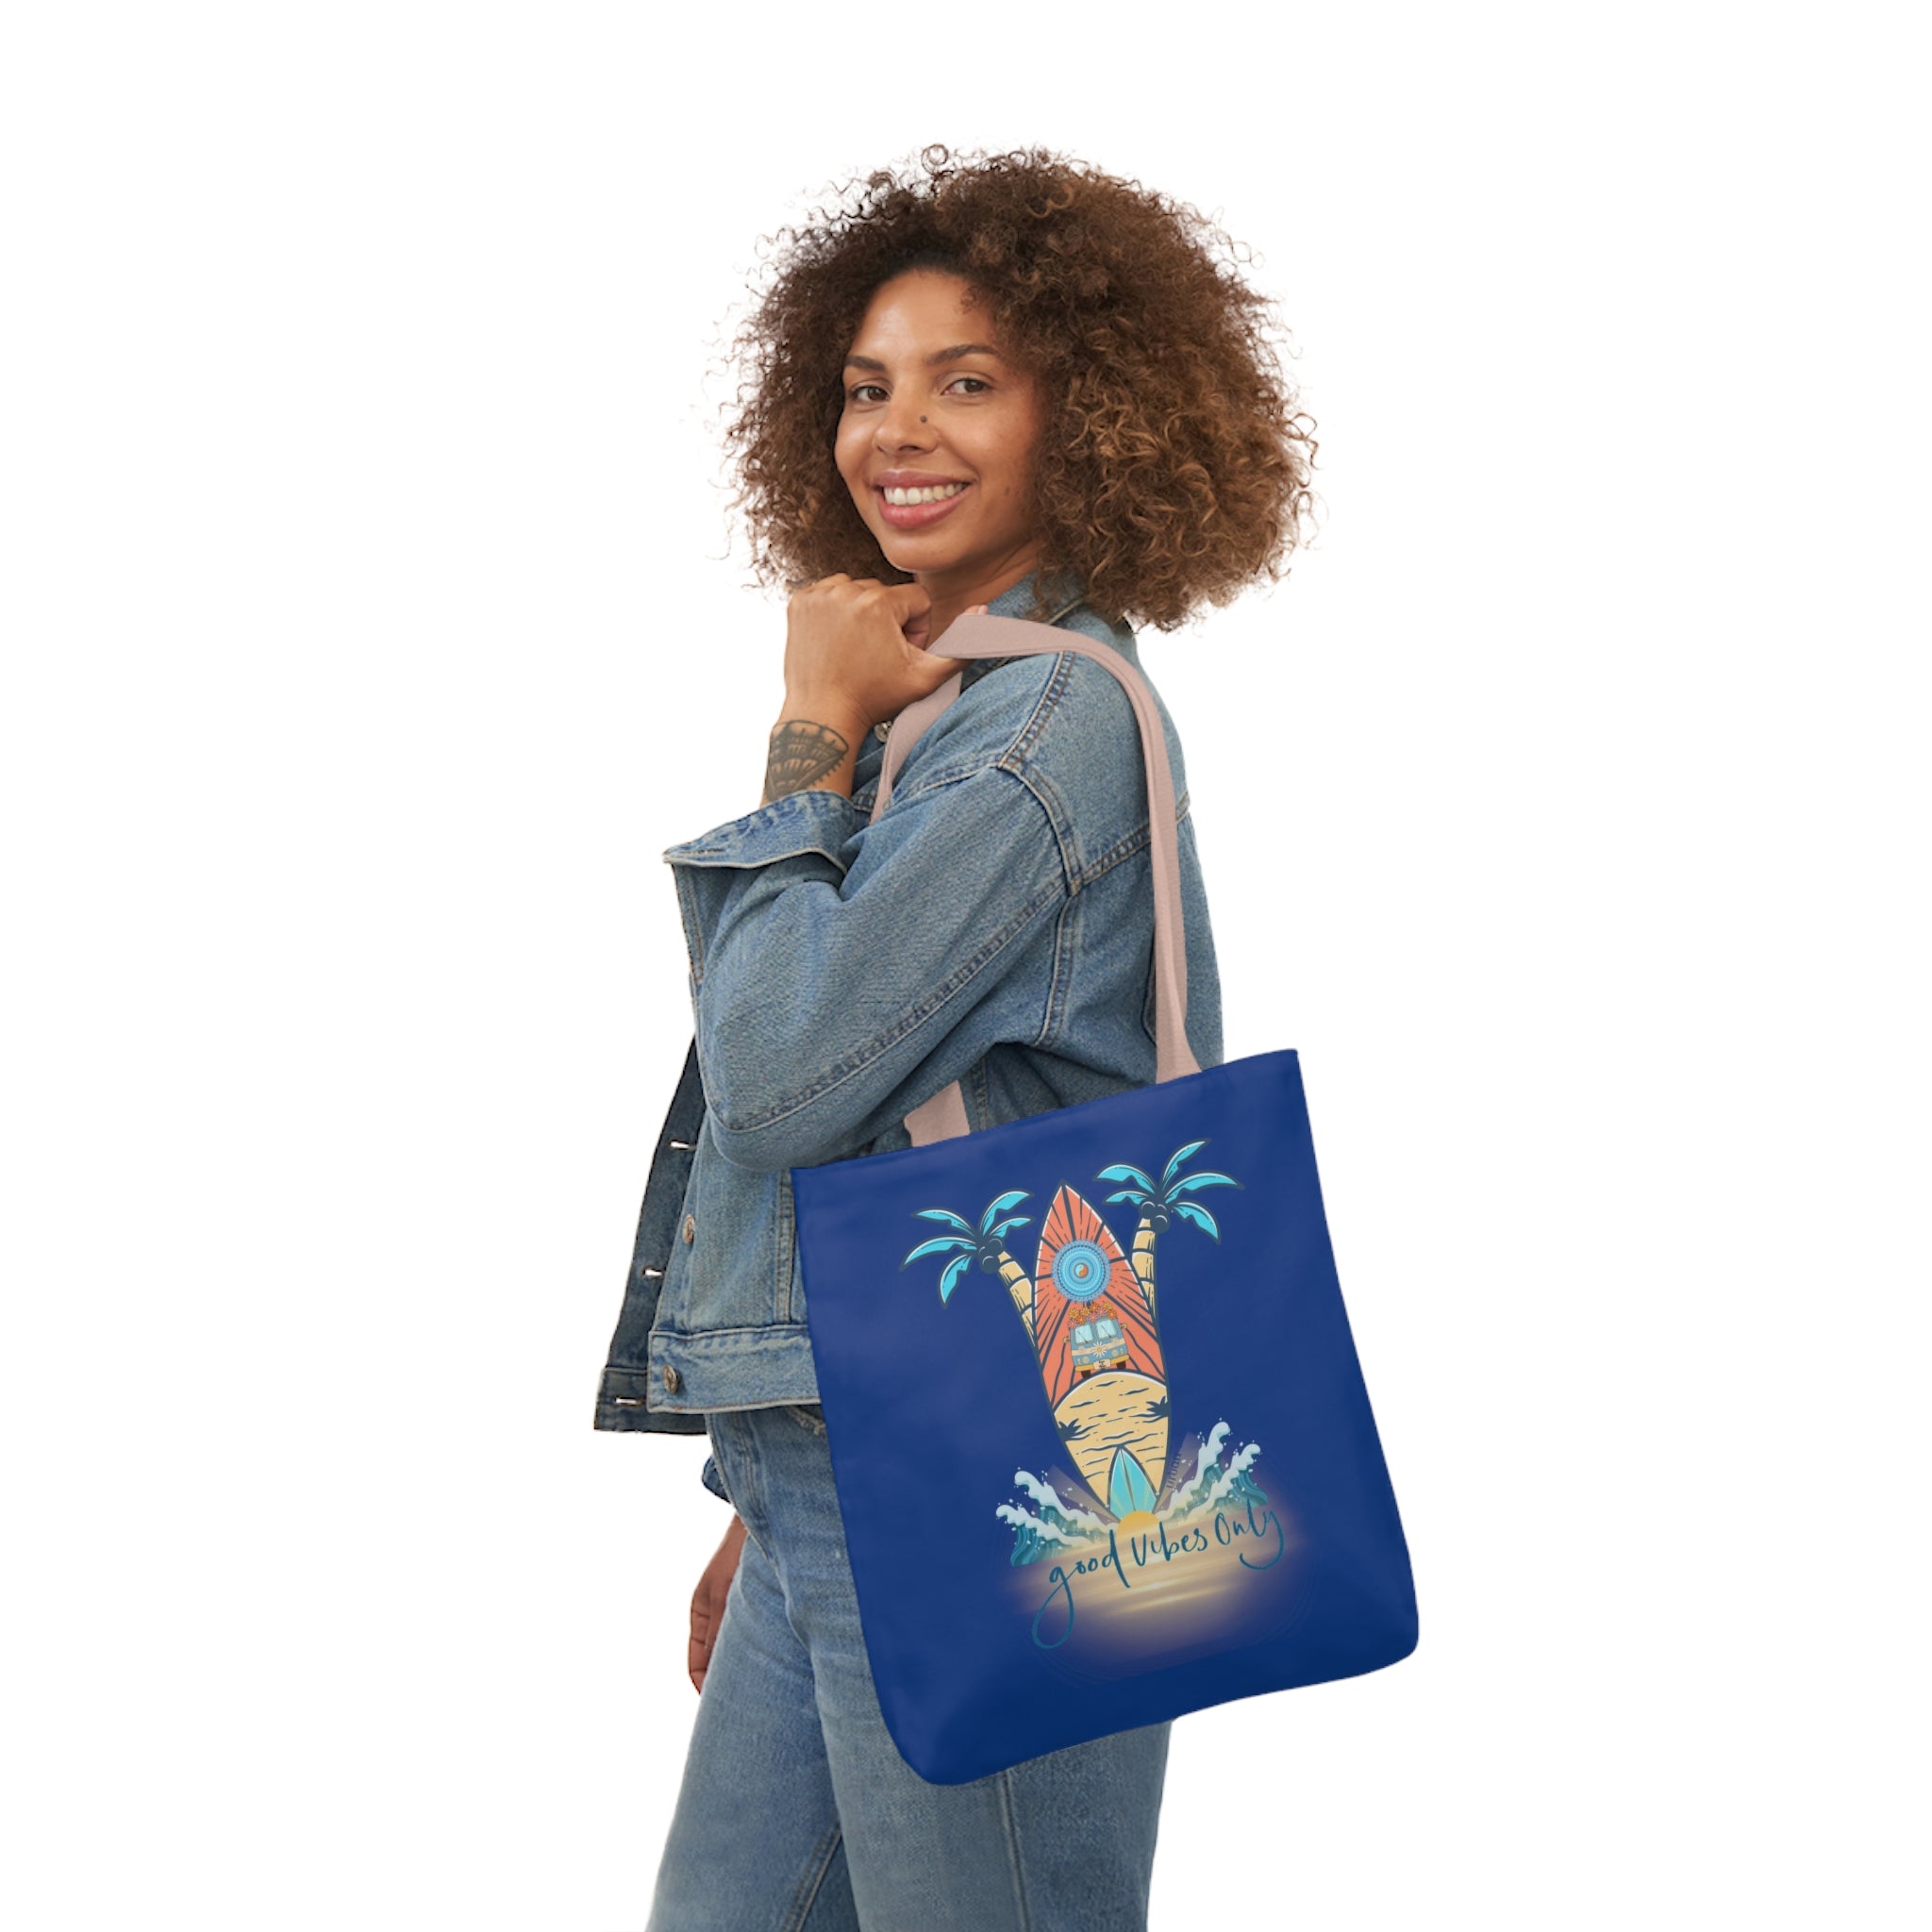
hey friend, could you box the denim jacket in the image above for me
[591,569,1225,1502]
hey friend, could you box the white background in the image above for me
[4,4,1924,1927]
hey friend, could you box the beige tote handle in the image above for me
[871,612,1199,1147]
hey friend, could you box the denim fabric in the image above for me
[644,1401,1171,1927]
[591,569,1225,1507]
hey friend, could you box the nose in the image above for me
[874,391,936,451]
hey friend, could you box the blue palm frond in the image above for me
[989,1215,1032,1241]
[1160,1140,1208,1188]
[1166,1171,1241,1197]
[979,1190,1030,1233]
[1171,1200,1222,1241]
[914,1208,975,1233]
[940,1251,974,1303]
[1096,1161,1156,1191]
[902,1234,974,1268]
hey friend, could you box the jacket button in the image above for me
[681,1212,696,1243]
[663,1364,681,1393]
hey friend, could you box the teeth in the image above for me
[883,482,968,506]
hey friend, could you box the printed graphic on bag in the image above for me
[901,1140,1307,1666]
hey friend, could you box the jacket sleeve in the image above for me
[661,760,1068,1172]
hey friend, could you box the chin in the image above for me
[877,534,968,573]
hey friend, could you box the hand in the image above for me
[781,576,990,736]
[689,1512,748,1695]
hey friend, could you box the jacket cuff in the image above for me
[661,787,864,870]
[700,1452,731,1503]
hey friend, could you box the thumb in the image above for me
[907,641,966,696]
[917,604,993,679]
[885,578,935,647]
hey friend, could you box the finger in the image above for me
[881,579,933,622]
[913,642,965,682]
[691,1623,719,1693]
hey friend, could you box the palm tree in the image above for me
[901,1189,1037,1344]
[1096,1139,1241,1333]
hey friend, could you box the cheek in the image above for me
[834,422,867,482]
[985,411,1041,496]
[992,448,1035,502]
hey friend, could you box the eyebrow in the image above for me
[842,342,1005,372]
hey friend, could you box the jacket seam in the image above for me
[672,867,704,987]
[1073,816,1156,891]
[886,756,1012,810]
[776,1168,795,1324]
[643,1319,811,1343]
[1041,892,1077,1049]
[1000,648,1077,772]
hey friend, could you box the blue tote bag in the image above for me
[790,613,1418,1786]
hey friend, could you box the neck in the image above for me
[915,543,1043,643]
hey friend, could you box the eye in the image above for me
[844,375,992,404]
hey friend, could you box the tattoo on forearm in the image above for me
[763,719,850,802]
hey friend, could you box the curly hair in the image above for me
[710,144,1318,633]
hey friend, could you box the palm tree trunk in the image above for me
[998,1251,1035,1348]
[1130,1216,1160,1329]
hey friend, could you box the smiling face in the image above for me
[835,267,1046,620]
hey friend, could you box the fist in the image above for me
[782,576,991,735]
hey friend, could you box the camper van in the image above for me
[1070,1309,1130,1377]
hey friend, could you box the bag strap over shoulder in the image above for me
[869,612,1200,1146]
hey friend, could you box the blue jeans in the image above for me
[646,1401,1172,1930]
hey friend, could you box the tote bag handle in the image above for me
[871,611,1201,1146]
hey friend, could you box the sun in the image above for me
[1115,1509,1159,1537]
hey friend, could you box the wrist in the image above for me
[777,686,870,743]
[763,701,861,805]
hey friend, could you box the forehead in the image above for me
[846,269,1000,358]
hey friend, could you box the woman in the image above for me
[593,144,1315,1929]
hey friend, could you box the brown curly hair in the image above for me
[711,144,1318,633]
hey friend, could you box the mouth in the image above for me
[874,481,972,530]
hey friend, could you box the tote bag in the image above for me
[790,612,1418,1786]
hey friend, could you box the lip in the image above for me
[874,480,972,530]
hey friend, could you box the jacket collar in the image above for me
[986,566,1087,626]
[960,569,1089,690]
